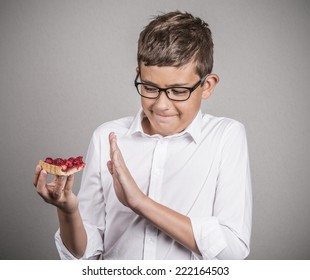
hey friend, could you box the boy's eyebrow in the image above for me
[140,78,190,87]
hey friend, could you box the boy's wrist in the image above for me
[130,193,149,215]
[57,205,80,221]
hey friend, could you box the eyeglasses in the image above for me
[134,73,207,101]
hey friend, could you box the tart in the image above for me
[39,156,85,176]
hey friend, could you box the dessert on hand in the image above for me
[39,156,85,176]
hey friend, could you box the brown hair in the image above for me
[137,11,214,77]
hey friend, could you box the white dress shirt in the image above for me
[55,109,252,260]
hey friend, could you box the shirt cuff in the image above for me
[54,223,104,260]
[190,216,227,260]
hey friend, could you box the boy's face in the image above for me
[139,62,218,136]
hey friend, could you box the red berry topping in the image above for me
[53,158,66,166]
[67,157,75,163]
[44,157,53,164]
[73,156,83,166]
[65,160,73,168]
[43,156,85,171]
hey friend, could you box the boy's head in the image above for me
[136,11,219,137]
[137,11,214,78]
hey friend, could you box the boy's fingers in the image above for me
[36,169,49,198]
[53,176,66,199]
[32,165,42,187]
[108,132,127,176]
[107,160,113,175]
[112,150,122,169]
[64,174,74,194]
[109,132,118,157]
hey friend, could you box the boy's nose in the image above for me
[154,90,171,109]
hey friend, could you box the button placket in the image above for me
[143,138,168,259]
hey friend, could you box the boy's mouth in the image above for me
[153,112,178,122]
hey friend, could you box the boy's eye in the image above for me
[143,85,158,92]
[171,88,188,94]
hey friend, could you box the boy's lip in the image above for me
[153,111,178,122]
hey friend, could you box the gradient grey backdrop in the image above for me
[0,0,309,259]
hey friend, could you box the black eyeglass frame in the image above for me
[134,72,208,101]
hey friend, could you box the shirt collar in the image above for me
[126,108,145,136]
[183,110,202,144]
[126,108,202,144]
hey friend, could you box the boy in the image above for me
[33,11,252,260]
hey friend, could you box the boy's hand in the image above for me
[33,165,79,214]
[107,132,146,211]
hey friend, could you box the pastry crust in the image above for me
[39,160,85,176]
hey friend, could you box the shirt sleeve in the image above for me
[54,223,104,260]
[190,122,252,260]
[54,130,106,259]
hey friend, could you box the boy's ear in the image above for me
[136,67,140,74]
[202,74,219,99]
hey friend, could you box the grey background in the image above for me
[0,0,309,260]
